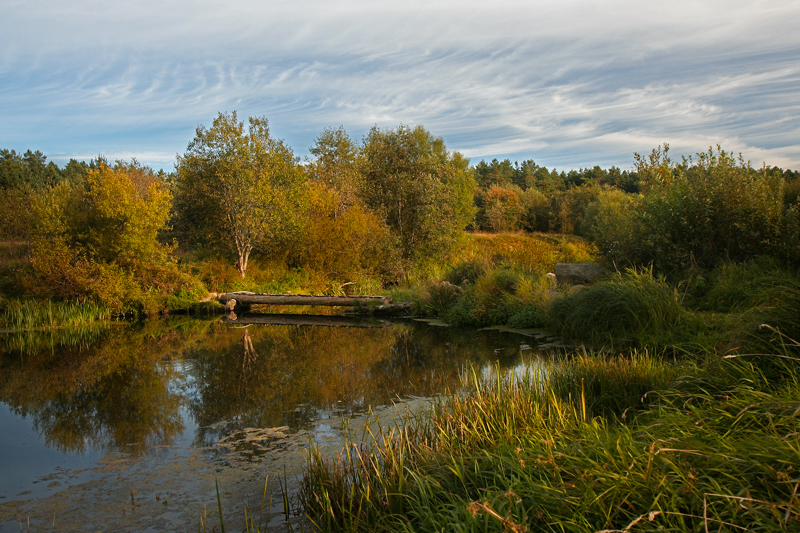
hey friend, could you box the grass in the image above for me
[0,298,112,330]
[548,268,692,350]
[298,346,800,532]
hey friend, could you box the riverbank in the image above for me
[299,343,800,532]
[294,254,800,532]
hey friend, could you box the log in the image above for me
[216,292,392,307]
[221,314,392,328]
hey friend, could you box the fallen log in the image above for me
[216,292,392,308]
[221,314,392,328]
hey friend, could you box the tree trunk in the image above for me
[236,246,251,278]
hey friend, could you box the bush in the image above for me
[630,146,792,274]
[582,187,640,268]
[293,183,398,284]
[24,161,195,315]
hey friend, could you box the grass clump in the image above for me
[299,350,800,533]
[548,268,691,350]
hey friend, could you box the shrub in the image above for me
[25,161,194,315]
[582,187,641,268]
[630,146,791,274]
[293,183,398,284]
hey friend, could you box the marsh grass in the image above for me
[1,298,112,330]
[299,351,800,533]
[548,268,694,350]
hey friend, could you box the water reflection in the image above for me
[0,316,532,458]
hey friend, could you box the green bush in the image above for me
[630,146,791,274]
[582,187,640,267]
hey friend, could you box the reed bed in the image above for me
[1,298,112,330]
[299,351,800,532]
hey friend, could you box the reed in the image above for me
[1,298,112,330]
[299,350,800,532]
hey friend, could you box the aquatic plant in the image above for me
[1,298,112,330]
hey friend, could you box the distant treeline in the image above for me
[2,114,799,313]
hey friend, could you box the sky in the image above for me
[2,0,799,172]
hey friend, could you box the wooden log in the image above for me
[216,292,392,307]
[221,314,392,328]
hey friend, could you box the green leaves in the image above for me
[359,125,476,271]
[175,112,306,277]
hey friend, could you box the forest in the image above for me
[2,111,798,319]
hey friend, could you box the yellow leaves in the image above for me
[26,160,179,312]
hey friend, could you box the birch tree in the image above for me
[175,112,305,277]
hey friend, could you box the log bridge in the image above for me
[216,292,402,312]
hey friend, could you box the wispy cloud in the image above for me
[1,0,798,170]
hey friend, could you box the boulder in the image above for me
[554,263,606,286]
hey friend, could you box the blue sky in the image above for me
[2,0,799,171]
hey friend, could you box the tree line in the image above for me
[2,113,799,313]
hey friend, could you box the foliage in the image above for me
[359,125,476,272]
[582,187,641,266]
[300,352,800,533]
[307,126,362,215]
[549,182,602,235]
[175,112,307,277]
[293,183,398,285]
[628,145,793,274]
[25,160,195,314]
[0,149,63,190]
[411,233,596,327]
[475,186,524,232]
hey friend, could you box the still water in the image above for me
[0,315,546,531]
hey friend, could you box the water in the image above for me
[0,315,547,531]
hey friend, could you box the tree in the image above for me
[28,160,176,312]
[0,149,62,190]
[359,125,476,270]
[308,126,361,216]
[175,112,305,277]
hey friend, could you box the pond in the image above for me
[0,315,553,531]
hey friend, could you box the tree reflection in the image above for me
[0,321,200,454]
[185,320,527,446]
[0,317,530,455]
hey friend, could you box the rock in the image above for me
[554,263,606,286]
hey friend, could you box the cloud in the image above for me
[1,0,799,170]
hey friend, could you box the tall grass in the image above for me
[549,268,691,350]
[1,298,112,330]
[299,351,800,532]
